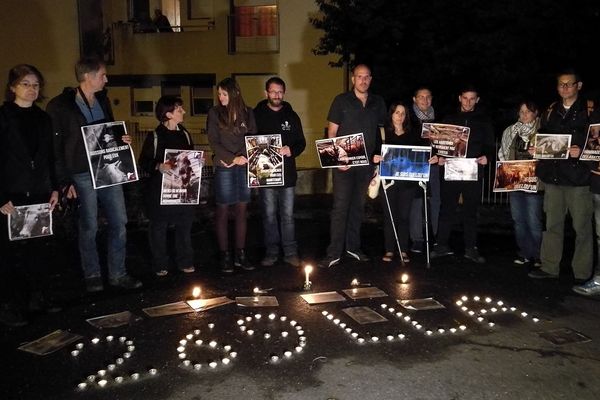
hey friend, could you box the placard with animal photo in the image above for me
[444,158,478,181]
[380,144,432,181]
[245,134,284,187]
[493,160,538,193]
[579,124,600,161]
[80,121,139,189]
[8,203,53,241]
[421,123,470,158]
[315,132,369,168]
[160,149,203,205]
[533,134,571,159]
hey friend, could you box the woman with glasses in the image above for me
[207,77,257,273]
[0,64,60,327]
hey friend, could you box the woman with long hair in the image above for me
[207,78,257,273]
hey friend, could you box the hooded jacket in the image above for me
[253,99,306,187]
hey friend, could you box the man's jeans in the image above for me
[261,186,297,257]
[72,172,127,280]
[509,191,543,260]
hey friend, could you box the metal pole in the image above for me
[382,179,406,267]
[418,181,431,268]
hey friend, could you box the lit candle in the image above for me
[398,334,405,340]
[149,368,158,375]
[77,382,87,390]
[351,278,359,286]
[114,376,124,383]
[208,323,215,329]
[194,363,202,370]
[222,358,230,365]
[400,273,409,284]
[304,265,313,288]
[192,286,201,298]
[209,361,218,369]
[230,351,238,358]
[91,338,100,344]
[371,336,379,342]
[97,379,107,387]
[131,373,140,380]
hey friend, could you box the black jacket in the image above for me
[138,124,195,217]
[253,99,306,187]
[0,102,57,206]
[536,97,591,186]
[46,87,114,182]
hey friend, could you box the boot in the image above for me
[220,251,234,274]
[234,249,255,271]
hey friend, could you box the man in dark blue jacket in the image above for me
[254,77,306,267]
[529,69,593,282]
[47,57,141,293]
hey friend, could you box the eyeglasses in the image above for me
[18,81,40,90]
[557,82,578,89]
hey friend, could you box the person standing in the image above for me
[207,77,257,273]
[47,57,142,292]
[529,69,594,283]
[318,64,386,268]
[254,77,306,267]
[431,84,495,263]
[138,96,197,277]
[498,100,543,267]
[0,64,60,326]
[408,86,438,251]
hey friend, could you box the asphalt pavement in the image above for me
[2,194,600,400]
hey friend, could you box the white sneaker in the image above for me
[572,278,600,296]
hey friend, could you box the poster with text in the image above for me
[444,158,478,181]
[534,134,571,159]
[160,149,203,205]
[380,145,432,181]
[81,121,139,189]
[8,203,53,241]
[421,123,470,157]
[579,124,600,161]
[245,134,284,187]
[316,132,369,168]
[493,160,538,193]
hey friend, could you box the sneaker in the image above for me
[85,277,104,293]
[430,245,454,258]
[220,251,234,274]
[528,269,557,279]
[283,255,301,267]
[410,241,424,254]
[0,304,28,327]
[235,249,255,271]
[155,270,169,277]
[109,275,143,290]
[572,278,600,296]
[513,256,530,265]
[179,266,195,273]
[346,250,370,262]
[261,254,278,267]
[464,247,486,264]
[533,259,542,268]
[318,255,341,269]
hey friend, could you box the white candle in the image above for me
[192,286,201,298]
[304,265,313,287]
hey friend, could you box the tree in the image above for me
[311,0,600,121]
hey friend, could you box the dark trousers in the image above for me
[327,166,373,257]
[148,210,194,272]
[436,179,481,249]
[381,181,417,253]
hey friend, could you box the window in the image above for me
[229,1,279,53]
[191,87,214,116]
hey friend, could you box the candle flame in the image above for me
[400,273,409,284]
[192,287,201,298]
[253,287,260,294]
[304,265,313,274]
[351,278,359,286]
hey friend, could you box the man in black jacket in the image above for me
[431,84,494,263]
[529,69,593,282]
[47,57,141,292]
[254,77,306,267]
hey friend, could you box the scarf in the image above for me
[412,103,435,122]
[499,119,538,161]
